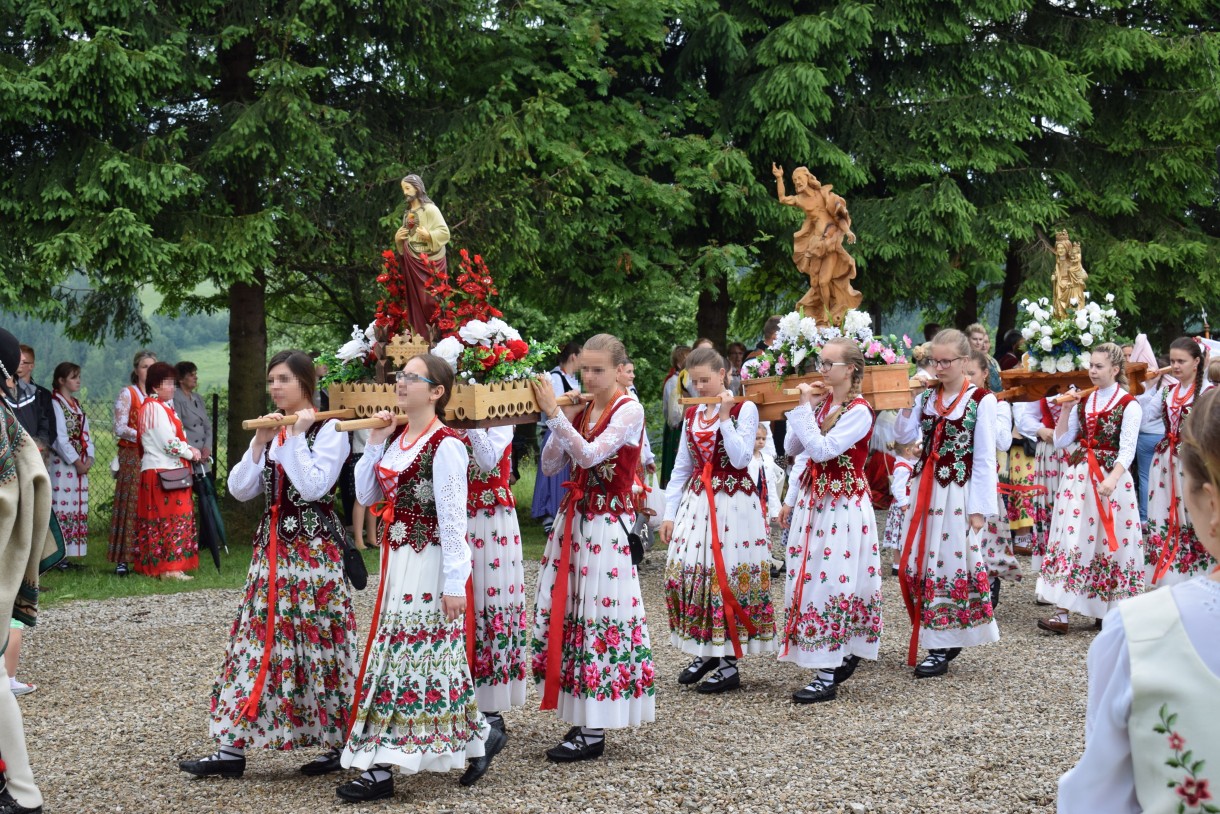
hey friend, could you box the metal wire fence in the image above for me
[79,393,230,533]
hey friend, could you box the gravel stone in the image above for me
[20,557,1088,813]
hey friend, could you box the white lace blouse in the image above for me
[228,420,351,504]
[541,397,644,477]
[663,400,759,521]
[463,425,513,474]
[113,386,145,443]
[894,385,998,517]
[1058,577,1220,813]
[1054,383,1142,471]
[355,426,470,596]
[782,400,874,508]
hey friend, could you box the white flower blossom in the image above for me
[1042,325,1053,337]
[1040,357,1058,373]
[778,312,802,341]
[1075,313,1089,330]
[1040,336,1054,352]
[1056,354,1075,373]
[1077,353,1090,369]
[434,336,465,371]
[1080,332,1093,347]
[843,309,872,338]
[1070,296,1079,306]
[798,317,819,343]
[792,348,808,370]
[1105,293,1115,303]
[459,320,493,347]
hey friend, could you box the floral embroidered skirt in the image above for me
[133,469,197,576]
[980,516,1022,582]
[780,489,883,669]
[1005,444,1037,534]
[663,486,776,657]
[882,504,907,551]
[50,453,89,558]
[210,526,357,751]
[531,428,569,520]
[898,478,999,650]
[1031,441,1067,570]
[531,509,656,729]
[108,444,141,563]
[1144,449,1216,587]
[468,505,528,712]
[1037,462,1144,617]
[343,542,488,773]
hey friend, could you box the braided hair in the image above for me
[819,338,866,433]
[1168,336,1205,398]
[1093,342,1128,389]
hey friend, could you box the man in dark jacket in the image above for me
[3,345,54,453]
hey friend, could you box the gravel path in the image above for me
[20,559,1090,813]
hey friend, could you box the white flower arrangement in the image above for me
[1017,292,1121,370]
[740,308,909,381]
[336,322,377,363]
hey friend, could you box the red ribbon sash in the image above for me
[239,493,282,723]
[347,533,391,738]
[540,476,586,710]
[899,423,943,667]
[1152,432,1182,584]
[783,460,819,657]
[698,460,758,659]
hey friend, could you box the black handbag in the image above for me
[320,511,368,591]
[1021,436,1038,457]
[158,466,194,491]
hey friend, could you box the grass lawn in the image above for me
[40,458,551,607]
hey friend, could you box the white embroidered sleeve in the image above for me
[274,421,350,503]
[51,401,78,464]
[762,421,777,460]
[113,388,137,443]
[967,394,999,517]
[786,402,871,463]
[719,401,757,469]
[663,420,694,522]
[435,437,472,596]
[1056,612,1138,814]
[894,391,928,446]
[995,402,1013,453]
[545,399,644,469]
[1014,402,1043,439]
[355,441,387,506]
[890,466,912,507]
[1055,403,1082,449]
[84,414,95,459]
[227,439,268,502]
[1137,385,1164,429]
[1116,399,1142,472]
[785,453,809,507]
[539,424,571,476]
[466,426,511,474]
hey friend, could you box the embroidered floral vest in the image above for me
[54,394,87,456]
[1122,587,1220,814]
[1155,385,1198,455]
[563,397,641,516]
[465,439,515,514]
[260,420,344,549]
[799,397,873,500]
[376,427,457,552]
[1066,393,1133,471]
[684,402,756,498]
[914,388,985,487]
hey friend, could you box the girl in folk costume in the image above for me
[1144,337,1216,586]
[894,329,999,678]
[1015,396,1071,575]
[882,438,920,576]
[108,350,156,575]
[529,333,655,763]
[660,347,776,694]
[133,362,200,579]
[180,351,357,781]
[338,354,505,803]
[1058,387,1220,814]
[778,338,882,703]
[532,341,583,536]
[49,362,94,559]
[964,350,1022,607]
[660,345,692,488]
[455,423,528,731]
[1036,343,1145,633]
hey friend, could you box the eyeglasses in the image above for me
[817,360,850,372]
[930,357,963,369]
[395,371,437,385]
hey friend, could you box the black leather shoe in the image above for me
[300,748,343,776]
[459,722,507,786]
[792,678,837,704]
[696,667,740,694]
[990,577,1001,609]
[833,655,861,684]
[178,754,246,778]
[336,774,394,803]
[486,714,507,734]
[914,649,951,678]
[115,562,129,576]
[545,729,605,763]
[677,656,720,686]
[0,789,42,814]
[945,647,962,662]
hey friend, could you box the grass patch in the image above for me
[42,456,552,606]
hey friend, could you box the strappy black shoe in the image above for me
[832,654,861,684]
[336,774,393,803]
[460,723,507,786]
[300,748,343,776]
[792,677,836,704]
[677,656,720,686]
[545,728,605,763]
[914,649,951,678]
[696,666,740,694]
[178,753,245,779]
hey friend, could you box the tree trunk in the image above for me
[227,273,267,478]
[953,280,978,329]
[695,270,730,350]
[996,240,1024,345]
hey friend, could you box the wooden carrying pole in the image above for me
[678,394,763,405]
[1050,365,1171,405]
[336,414,409,432]
[242,409,355,431]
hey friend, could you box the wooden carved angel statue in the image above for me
[1051,229,1088,318]
[771,163,862,324]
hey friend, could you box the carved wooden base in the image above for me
[328,379,542,428]
[742,363,913,420]
[998,363,1149,402]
